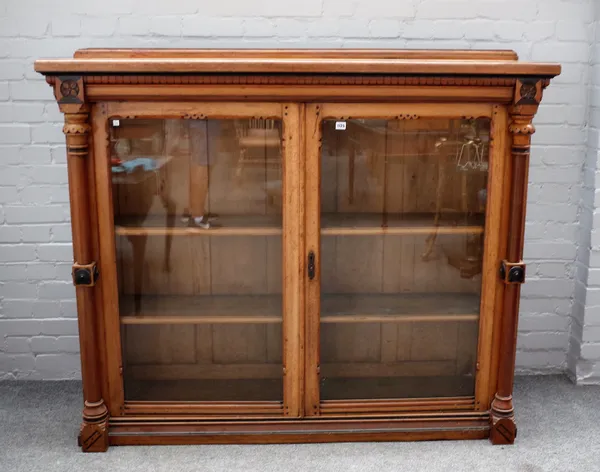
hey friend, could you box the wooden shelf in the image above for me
[321,293,479,323]
[320,375,475,400]
[120,294,282,324]
[119,293,479,325]
[115,213,483,237]
[124,378,283,402]
[321,213,484,236]
[115,214,282,237]
[123,376,473,402]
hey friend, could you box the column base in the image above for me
[77,400,109,452]
[489,393,517,445]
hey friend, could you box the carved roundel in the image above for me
[519,82,537,101]
[60,79,80,98]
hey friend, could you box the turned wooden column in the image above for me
[490,79,542,445]
[57,76,109,452]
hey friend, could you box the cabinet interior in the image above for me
[109,115,489,403]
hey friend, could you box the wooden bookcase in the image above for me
[34,49,560,451]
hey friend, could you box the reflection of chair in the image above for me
[234,119,281,177]
[345,120,390,204]
[234,119,282,206]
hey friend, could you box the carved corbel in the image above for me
[54,76,85,111]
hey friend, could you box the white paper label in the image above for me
[335,121,347,130]
[112,119,120,127]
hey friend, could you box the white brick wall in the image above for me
[568,3,600,384]
[0,0,594,379]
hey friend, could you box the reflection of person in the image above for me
[182,120,220,229]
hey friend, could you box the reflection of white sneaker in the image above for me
[182,212,218,228]
[192,216,211,229]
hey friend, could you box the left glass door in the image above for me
[95,103,302,414]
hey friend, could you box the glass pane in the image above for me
[110,118,283,402]
[319,118,489,400]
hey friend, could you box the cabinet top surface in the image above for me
[34,48,561,77]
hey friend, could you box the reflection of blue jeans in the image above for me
[189,120,220,166]
[111,157,157,174]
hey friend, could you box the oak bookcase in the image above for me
[34,49,560,451]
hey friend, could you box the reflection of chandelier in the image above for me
[422,120,489,279]
[456,134,487,172]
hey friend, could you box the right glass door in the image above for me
[308,104,495,406]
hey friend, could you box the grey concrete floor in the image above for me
[0,375,599,472]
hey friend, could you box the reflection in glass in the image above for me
[319,118,490,400]
[110,118,284,402]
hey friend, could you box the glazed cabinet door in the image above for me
[93,102,304,417]
[305,103,507,415]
